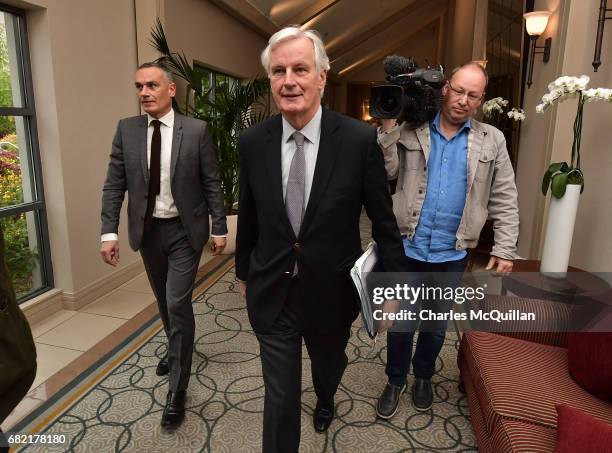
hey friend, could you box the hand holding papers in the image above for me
[350,242,400,339]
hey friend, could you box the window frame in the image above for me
[0,3,53,302]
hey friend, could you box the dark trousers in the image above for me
[386,255,468,387]
[256,279,351,453]
[140,217,202,392]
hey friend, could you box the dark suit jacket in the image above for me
[236,109,407,334]
[101,112,227,251]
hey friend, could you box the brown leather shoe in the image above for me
[161,391,186,428]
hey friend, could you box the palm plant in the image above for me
[150,19,270,214]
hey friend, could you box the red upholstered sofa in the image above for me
[458,296,612,452]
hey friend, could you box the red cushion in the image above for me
[567,332,612,402]
[555,404,612,453]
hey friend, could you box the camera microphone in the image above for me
[383,55,413,77]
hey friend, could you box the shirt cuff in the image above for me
[101,233,118,242]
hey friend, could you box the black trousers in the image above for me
[255,279,351,453]
[140,217,202,392]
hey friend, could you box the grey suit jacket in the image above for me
[101,112,227,252]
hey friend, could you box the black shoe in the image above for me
[313,400,334,433]
[376,382,406,419]
[161,391,186,428]
[156,358,169,376]
[412,378,433,411]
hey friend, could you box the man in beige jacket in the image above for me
[376,61,519,418]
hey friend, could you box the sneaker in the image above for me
[376,382,406,419]
[412,378,433,411]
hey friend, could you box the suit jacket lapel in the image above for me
[170,113,183,181]
[265,115,295,238]
[139,116,148,184]
[300,108,339,236]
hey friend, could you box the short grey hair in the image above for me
[137,61,174,83]
[260,26,330,75]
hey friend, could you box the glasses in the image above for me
[447,81,484,103]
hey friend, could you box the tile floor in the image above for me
[1,249,219,431]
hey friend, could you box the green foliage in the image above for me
[150,19,271,214]
[0,143,36,297]
[1,215,36,297]
[541,96,586,199]
[0,22,16,137]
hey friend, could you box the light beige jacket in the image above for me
[378,119,519,260]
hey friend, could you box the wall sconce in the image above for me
[524,11,552,88]
[593,0,612,71]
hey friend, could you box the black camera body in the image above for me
[370,56,445,126]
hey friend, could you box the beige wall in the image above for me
[444,0,477,69]
[516,0,612,272]
[27,0,141,295]
[16,0,266,302]
[163,0,266,78]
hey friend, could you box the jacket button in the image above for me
[424,166,427,171]
[418,189,423,194]
[293,242,301,250]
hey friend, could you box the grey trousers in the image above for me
[140,217,201,392]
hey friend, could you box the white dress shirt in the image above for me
[281,106,322,207]
[101,109,178,243]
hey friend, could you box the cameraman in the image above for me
[375,62,519,418]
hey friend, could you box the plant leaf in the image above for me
[542,162,569,195]
[551,171,569,198]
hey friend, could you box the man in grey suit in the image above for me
[100,62,227,428]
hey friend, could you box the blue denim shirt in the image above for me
[403,112,469,263]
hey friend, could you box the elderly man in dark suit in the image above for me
[236,27,407,453]
[100,62,227,428]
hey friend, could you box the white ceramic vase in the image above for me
[540,183,581,278]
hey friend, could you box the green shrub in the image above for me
[0,140,36,296]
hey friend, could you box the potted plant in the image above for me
[536,75,612,275]
[482,97,526,124]
[150,20,271,252]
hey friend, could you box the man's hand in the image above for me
[381,118,397,132]
[486,256,513,275]
[238,280,247,298]
[378,299,400,332]
[100,240,120,266]
[210,237,227,255]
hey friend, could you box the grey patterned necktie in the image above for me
[286,131,306,237]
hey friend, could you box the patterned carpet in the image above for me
[17,262,477,452]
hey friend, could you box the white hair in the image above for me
[260,26,330,75]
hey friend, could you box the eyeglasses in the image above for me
[447,81,484,103]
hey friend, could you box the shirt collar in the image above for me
[147,108,174,128]
[282,105,322,144]
[431,111,471,135]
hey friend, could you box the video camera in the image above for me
[369,56,445,126]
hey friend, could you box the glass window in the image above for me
[0,4,52,302]
[194,63,238,101]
